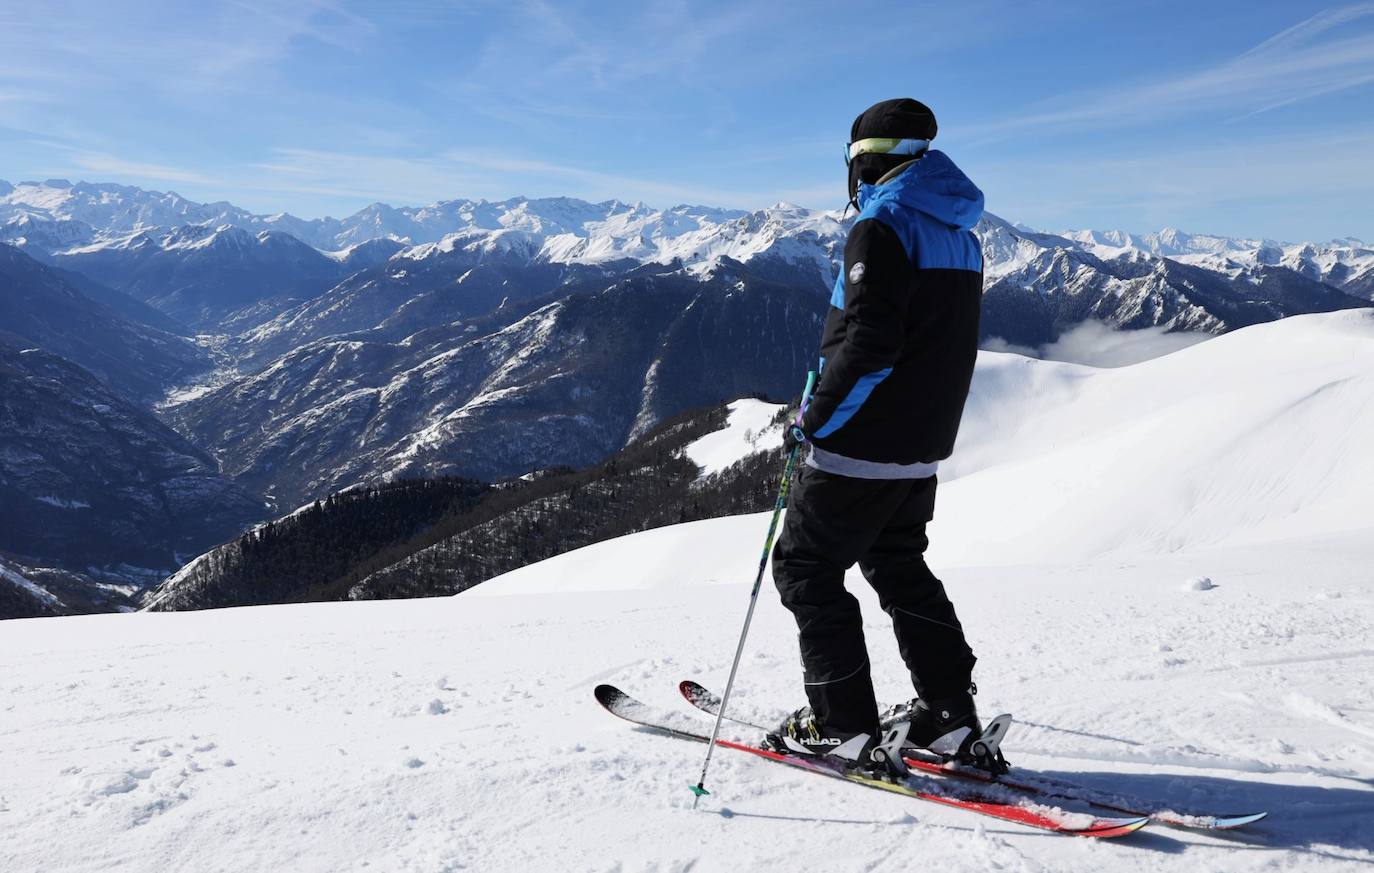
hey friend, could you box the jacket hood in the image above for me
[856,150,984,231]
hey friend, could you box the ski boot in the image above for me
[765,706,912,779]
[881,687,1010,774]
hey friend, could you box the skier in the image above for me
[767,98,987,767]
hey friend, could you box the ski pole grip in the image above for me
[791,370,819,442]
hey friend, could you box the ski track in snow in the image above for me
[3,312,1374,871]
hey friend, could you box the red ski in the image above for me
[678,679,1266,831]
[596,684,1148,838]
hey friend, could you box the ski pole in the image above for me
[691,369,818,807]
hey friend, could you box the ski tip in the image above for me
[679,679,708,702]
[1210,811,1268,829]
[1080,815,1151,838]
[594,683,628,708]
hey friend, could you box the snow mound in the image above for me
[1181,576,1216,592]
[934,309,1374,565]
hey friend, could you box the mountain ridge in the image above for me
[4,178,1368,300]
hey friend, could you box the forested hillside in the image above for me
[145,399,792,611]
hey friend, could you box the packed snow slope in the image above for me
[4,312,1374,872]
[683,398,784,478]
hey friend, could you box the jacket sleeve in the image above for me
[802,217,911,439]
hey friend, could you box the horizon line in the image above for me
[1,175,1366,247]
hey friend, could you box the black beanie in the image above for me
[848,98,938,202]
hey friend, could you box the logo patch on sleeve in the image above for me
[848,262,866,284]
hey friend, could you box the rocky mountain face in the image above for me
[234,240,638,367]
[166,260,821,508]
[0,341,264,578]
[0,244,211,403]
[977,216,1368,345]
[1064,226,1374,302]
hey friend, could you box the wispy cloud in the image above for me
[433,0,773,129]
[247,148,489,206]
[0,1,373,96]
[67,153,215,186]
[438,147,779,206]
[11,139,217,187]
[1239,2,1374,58]
[965,3,1374,140]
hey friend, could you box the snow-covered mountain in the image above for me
[221,206,1364,363]
[166,261,821,507]
[0,179,264,240]
[232,241,639,367]
[7,178,1365,344]
[0,178,801,261]
[3,311,1371,871]
[1065,226,1374,301]
[977,215,1366,345]
[7,177,1367,291]
[45,224,355,329]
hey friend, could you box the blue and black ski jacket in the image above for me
[800,149,985,469]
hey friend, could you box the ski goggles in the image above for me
[844,137,930,166]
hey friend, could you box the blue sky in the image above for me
[2,0,1372,241]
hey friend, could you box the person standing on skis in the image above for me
[767,98,987,767]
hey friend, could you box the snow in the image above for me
[3,312,1374,871]
[682,398,785,477]
[158,383,222,407]
[936,310,1374,564]
[33,496,91,510]
[1061,224,1374,299]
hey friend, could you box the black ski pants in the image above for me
[771,466,976,735]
